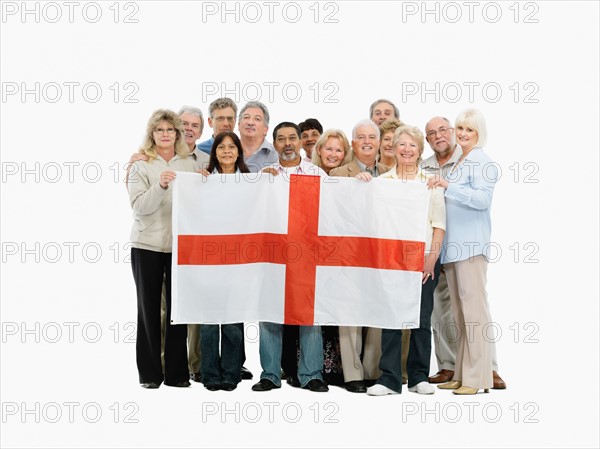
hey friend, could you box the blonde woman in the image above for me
[378,118,404,172]
[428,109,498,395]
[128,109,198,389]
[311,129,353,175]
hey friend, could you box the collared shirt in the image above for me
[421,146,463,180]
[267,158,327,178]
[355,158,379,177]
[197,136,214,155]
[379,167,446,254]
[441,147,498,264]
[245,139,278,173]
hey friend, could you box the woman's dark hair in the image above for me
[207,131,250,174]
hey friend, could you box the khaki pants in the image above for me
[339,326,382,382]
[445,256,493,389]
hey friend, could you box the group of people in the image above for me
[126,97,507,396]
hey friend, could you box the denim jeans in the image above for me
[259,322,323,387]
[200,323,244,386]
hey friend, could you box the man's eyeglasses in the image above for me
[426,127,452,138]
[214,116,235,123]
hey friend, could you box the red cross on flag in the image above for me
[171,172,428,329]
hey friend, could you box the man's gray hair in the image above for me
[352,119,380,140]
[239,101,270,126]
[178,106,204,133]
[178,105,203,121]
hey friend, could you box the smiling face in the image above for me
[180,112,203,151]
[238,107,268,141]
[394,132,421,167]
[215,135,239,172]
[153,120,177,152]
[352,124,380,165]
[318,136,345,172]
[455,123,479,152]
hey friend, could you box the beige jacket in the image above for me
[128,154,198,252]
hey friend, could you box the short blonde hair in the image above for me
[455,108,487,148]
[379,118,404,137]
[140,109,189,162]
[311,129,353,169]
[392,125,425,164]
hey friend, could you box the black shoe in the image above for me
[190,372,203,383]
[303,379,329,392]
[221,383,237,391]
[364,379,377,387]
[345,380,367,393]
[141,382,161,389]
[251,379,280,391]
[167,380,191,388]
[204,384,221,391]
[241,366,253,380]
[286,375,301,388]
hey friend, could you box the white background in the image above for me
[1,1,598,447]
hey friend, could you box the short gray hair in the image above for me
[352,119,380,140]
[178,105,204,133]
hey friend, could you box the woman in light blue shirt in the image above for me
[428,109,499,395]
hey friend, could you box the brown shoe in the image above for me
[428,369,454,384]
[492,371,506,389]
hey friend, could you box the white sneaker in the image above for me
[367,384,399,396]
[408,381,435,395]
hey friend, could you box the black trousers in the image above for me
[281,325,299,377]
[131,248,188,385]
[378,259,441,392]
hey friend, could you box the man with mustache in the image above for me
[252,121,328,393]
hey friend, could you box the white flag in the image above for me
[172,171,428,329]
